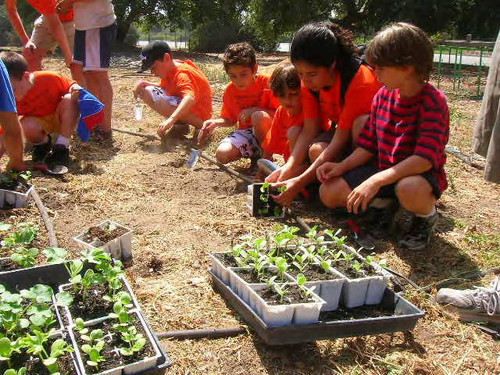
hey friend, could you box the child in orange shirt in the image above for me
[134,41,213,139]
[261,64,303,164]
[197,42,279,164]
[0,51,80,169]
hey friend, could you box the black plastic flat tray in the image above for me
[211,270,425,345]
[0,263,172,373]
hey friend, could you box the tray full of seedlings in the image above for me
[0,248,171,374]
[209,225,425,345]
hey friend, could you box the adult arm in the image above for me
[44,13,73,66]
[0,111,25,171]
[5,0,30,45]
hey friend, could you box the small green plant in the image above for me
[296,273,316,300]
[1,224,38,248]
[42,338,74,374]
[273,257,289,282]
[271,282,289,304]
[10,246,39,268]
[0,337,23,369]
[80,329,106,370]
[118,325,146,357]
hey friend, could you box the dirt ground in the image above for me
[0,49,499,374]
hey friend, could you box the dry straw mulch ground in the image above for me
[0,49,498,374]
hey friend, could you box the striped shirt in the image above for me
[358,83,449,193]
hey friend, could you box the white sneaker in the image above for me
[436,277,500,316]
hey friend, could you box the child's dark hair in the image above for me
[270,63,301,97]
[222,42,256,71]
[365,22,434,81]
[290,23,356,69]
[0,51,28,80]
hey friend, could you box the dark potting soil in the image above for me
[82,224,128,245]
[320,303,397,322]
[0,339,76,374]
[64,283,119,321]
[288,263,342,281]
[74,318,155,374]
[212,252,238,268]
[257,284,315,306]
[333,260,379,279]
[234,267,286,284]
[0,257,20,271]
[0,176,30,193]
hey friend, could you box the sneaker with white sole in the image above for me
[436,277,500,318]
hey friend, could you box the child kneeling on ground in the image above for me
[198,42,279,164]
[316,23,450,251]
[260,63,304,174]
[0,51,81,169]
[134,41,213,139]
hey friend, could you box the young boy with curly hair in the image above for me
[317,22,450,251]
[198,42,279,164]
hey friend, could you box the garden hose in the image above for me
[156,326,247,340]
[31,187,58,247]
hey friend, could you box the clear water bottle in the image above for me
[133,97,143,121]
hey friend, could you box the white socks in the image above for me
[56,135,70,148]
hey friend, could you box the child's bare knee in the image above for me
[319,179,345,208]
[396,176,431,199]
[215,143,237,164]
[308,143,325,162]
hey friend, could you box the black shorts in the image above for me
[343,164,442,199]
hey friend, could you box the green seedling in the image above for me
[320,258,332,273]
[41,247,68,264]
[80,269,105,301]
[0,337,23,368]
[10,246,39,268]
[259,183,270,203]
[271,282,289,304]
[3,368,27,375]
[273,257,289,282]
[21,328,56,360]
[0,290,29,335]
[351,260,363,275]
[42,338,73,374]
[296,273,316,300]
[118,325,146,357]
[1,224,38,248]
[109,301,135,333]
[81,328,106,370]
[103,290,133,309]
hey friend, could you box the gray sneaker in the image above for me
[436,277,500,316]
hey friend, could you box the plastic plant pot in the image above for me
[230,266,295,305]
[208,252,233,285]
[58,274,141,326]
[302,266,346,311]
[247,184,285,219]
[0,184,33,209]
[249,283,325,327]
[73,220,133,260]
[69,310,161,375]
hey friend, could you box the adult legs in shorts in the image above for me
[27,16,76,78]
[73,23,116,134]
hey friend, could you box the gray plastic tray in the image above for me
[211,270,425,345]
[0,262,172,373]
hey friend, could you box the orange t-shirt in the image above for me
[160,60,213,121]
[27,0,74,22]
[261,106,304,161]
[302,64,382,131]
[16,71,75,117]
[220,74,279,130]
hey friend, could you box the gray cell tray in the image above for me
[210,270,425,345]
[0,262,172,373]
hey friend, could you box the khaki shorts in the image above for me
[21,114,61,135]
[31,15,75,52]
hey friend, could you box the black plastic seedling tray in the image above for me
[210,270,425,345]
[0,263,172,373]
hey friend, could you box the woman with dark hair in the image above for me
[267,22,381,206]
